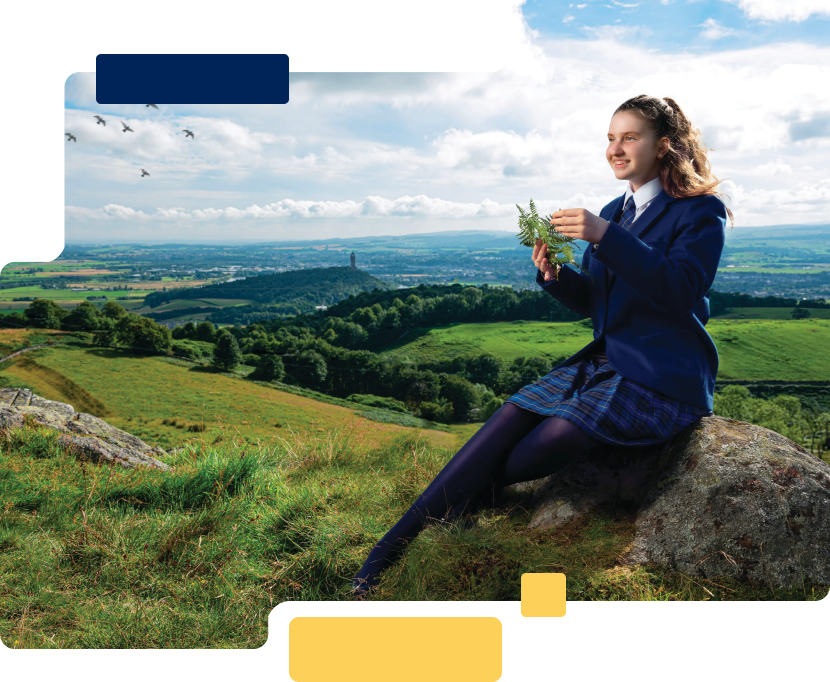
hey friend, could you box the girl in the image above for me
[350,94,733,598]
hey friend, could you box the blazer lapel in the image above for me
[605,190,677,294]
[604,195,626,291]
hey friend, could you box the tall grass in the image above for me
[0,417,826,650]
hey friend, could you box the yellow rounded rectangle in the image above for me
[288,617,502,682]
[521,573,566,617]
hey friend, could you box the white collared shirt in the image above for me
[622,176,663,224]
[591,176,663,251]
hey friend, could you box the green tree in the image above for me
[440,374,481,422]
[101,301,127,319]
[792,307,811,319]
[24,299,68,329]
[212,328,243,370]
[61,301,100,331]
[249,354,286,382]
[291,350,327,388]
[92,317,117,346]
[712,385,753,422]
[242,353,260,366]
[196,321,216,343]
[801,403,830,456]
[350,307,377,328]
[480,396,505,421]
[338,321,368,348]
[115,314,173,354]
[418,401,455,423]
[0,311,28,329]
[753,395,804,442]
[466,353,503,389]
[714,386,806,443]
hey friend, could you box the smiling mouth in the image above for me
[613,160,630,168]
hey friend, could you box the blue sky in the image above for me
[64,0,830,242]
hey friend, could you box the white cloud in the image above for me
[698,18,739,39]
[563,15,576,23]
[610,0,640,7]
[746,158,793,176]
[722,0,830,22]
[64,24,830,238]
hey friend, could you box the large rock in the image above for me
[0,387,170,471]
[510,415,830,590]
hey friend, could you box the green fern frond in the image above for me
[516,199,591,280]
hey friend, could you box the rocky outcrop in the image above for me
[0,387,170,471]
[510,416,830,590]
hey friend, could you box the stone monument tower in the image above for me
[350,251,356,269]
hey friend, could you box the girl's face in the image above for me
[606,110,669,192]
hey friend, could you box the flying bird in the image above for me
[121,121,134,133]
[183,129,194,138]
[65,133,76,142]
[141,169,150,177]
[94,115,106,126]
[146,104,159,109]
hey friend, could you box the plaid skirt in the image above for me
[503,353,712,446]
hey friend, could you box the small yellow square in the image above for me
[521,573,566,617]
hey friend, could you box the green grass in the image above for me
[2,322,828,650]
[3,259,116,269]
[0,340,462,453]
[379,320,595,364]
[2,421,824,650]
[714,307,830,320]
[195,299,254,307]
[0,284,150,300]
[380,319,830,382]
[149,300,220,313]
[708,319,830,380]
[717,265,830,274]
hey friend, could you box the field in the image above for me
[195,298,255,307]
[380,320,596,364]
[714,307,830,320]
[0,329,35,354]
[718,265,830,275]
[0,340,464,453]
[0,282,212,301]
[381,318,830,382]
[2,412,822,650]
[0,290,249,323]
[0,320,827,651]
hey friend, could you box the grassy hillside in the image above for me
[380,319,830,382]
[0,342,462,453]
[713,307,830,320]
[1,325,827,651]
[2,416,823,650]
[379,320,595,364]
[143,266,395,313]
[709,319,830,381]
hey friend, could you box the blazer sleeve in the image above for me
[592,196,726,314]
[534,248,592,318]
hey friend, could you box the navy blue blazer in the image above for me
[535,189,727,410]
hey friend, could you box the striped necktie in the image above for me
[620,195,636,230]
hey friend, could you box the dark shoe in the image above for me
[349,576,374,600]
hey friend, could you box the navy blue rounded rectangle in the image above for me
[96,54,288,104]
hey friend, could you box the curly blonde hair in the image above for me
[615,94,734,227]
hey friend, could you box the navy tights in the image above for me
[351,402,599,594]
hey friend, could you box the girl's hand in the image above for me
[532,238,559,282]
[551,208,610,244]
